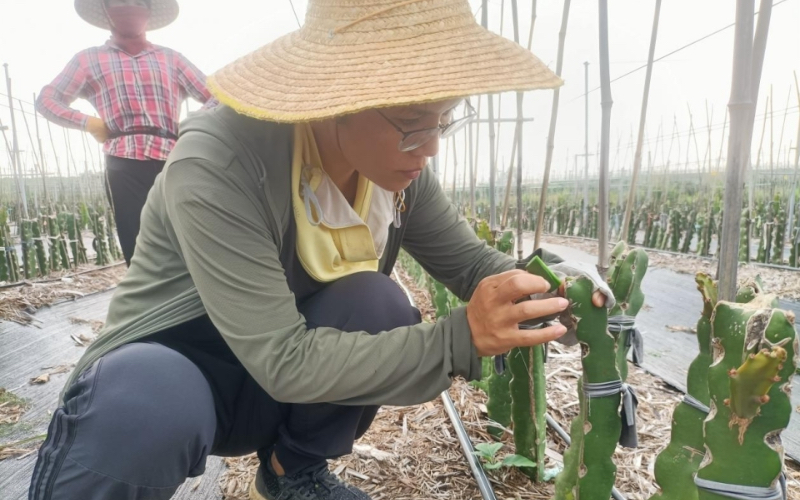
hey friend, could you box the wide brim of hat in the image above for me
[74,0,179,31]
[208,22,563,123]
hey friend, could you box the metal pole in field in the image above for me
[620,0,661,242]
[4,63,29,219]
[597,0,613,275]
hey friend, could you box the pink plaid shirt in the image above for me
[36,41,213,161]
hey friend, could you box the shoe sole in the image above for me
[248,477,269,500]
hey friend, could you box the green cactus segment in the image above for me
[495,230,514,256]
[739,209,751,263]
[486,366,513,440]
[696,301,797,500]
[524,255,562,293]
[555,378,586,500]
[607,242,648,382]
[649,273,717,500]
[31,219,49,277]
[555,276,621,500]
[91,212,111,266]
[20,219,39,279]
[508,346,546,481]
[725,346,786,443]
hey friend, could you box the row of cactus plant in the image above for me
[0,205,119,282]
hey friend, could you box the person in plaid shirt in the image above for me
[36,0,213,266]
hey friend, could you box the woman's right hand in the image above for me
[466,270,569,357]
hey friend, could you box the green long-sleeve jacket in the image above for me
[64,105,519,406]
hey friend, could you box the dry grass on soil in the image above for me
[220,266,800,500]
[542,235,800,301]
[0,263,126,325]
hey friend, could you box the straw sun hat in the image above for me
[74,0,179,31]
[209,0,563,123]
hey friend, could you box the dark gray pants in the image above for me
[104,156,165,267]
[29,272,420,500]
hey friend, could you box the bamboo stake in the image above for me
[776,85,792,173]
[717,107,728,172]
[583,61,590,233]
[689,104,703,179]
[482,0,498,230]
[770,85,775,197]
[451,135,458,203]
[461,125,468,210]
[18,100,47,212]
[511,0,526,259]
[597,0,612,274]
[45,120,66,204]
[491,0,506,173]
[4,63,29,219]
[31,94,50,207]
[744,0,775,221]
[703,102,713,176]
[501,126,519,228]
[620,0,662,241]
[718,0,767,302]
[784,71,800,259]
[534,0,571,251]
[752,97,769,211]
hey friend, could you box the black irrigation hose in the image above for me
[393,269,497,500]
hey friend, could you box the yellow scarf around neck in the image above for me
[292,123,394,282]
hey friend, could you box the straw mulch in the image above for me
[0,263,126,325]
[0,388,27,428]
[218,266,800,499]
[0,388,36,461]
[542,235,800,301]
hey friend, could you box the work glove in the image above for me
[85,117,110,143]
[546,260,616,346]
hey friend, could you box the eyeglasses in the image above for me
[376,100,477,152]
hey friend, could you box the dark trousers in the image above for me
[29,272,420,500]
[104,156,165,266]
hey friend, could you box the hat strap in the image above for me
[333,0,428,35]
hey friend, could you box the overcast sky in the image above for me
[1,0,799,185]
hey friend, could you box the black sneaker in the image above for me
[249,459,372,500]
